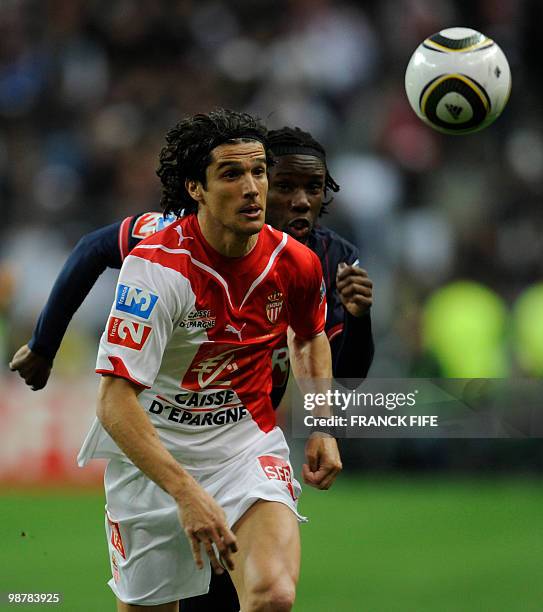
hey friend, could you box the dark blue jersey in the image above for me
[309,224,374,379]
[269,224,374,405]
[29,214,374,401]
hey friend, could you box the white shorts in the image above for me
[103,427,305,606]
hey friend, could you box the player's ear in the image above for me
[185,179,203,203]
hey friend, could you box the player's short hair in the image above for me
[157,109,270,216]
[267,126,340,212]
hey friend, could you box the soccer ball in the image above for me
[405,27,511,134]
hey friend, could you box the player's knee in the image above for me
[244,579,296,612]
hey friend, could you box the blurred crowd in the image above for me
[2,0,543,381]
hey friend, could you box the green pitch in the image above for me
[1,477,542,611]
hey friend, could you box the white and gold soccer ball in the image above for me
[405,27,511,134]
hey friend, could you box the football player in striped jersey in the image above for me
[10,119,373,612]
[81,108,341,611]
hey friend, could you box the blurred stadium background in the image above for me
[1,1,542,610]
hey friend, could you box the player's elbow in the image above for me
[72,230,108,269]
[75,229,101,253]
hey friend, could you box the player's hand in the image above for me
[9,344,52,391]
[302,434,342,490]
[176,480,238,575]
[336,263,373,317]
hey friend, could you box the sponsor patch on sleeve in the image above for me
[131,212,163,239]
[107,316,152,350]
[115,284,158,319]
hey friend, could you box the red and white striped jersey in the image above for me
[78,214,326,467]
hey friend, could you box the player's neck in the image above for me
[196,213,259,258]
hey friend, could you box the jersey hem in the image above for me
[292,328,326,341]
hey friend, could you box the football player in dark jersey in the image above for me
[266,127,373,400]
[10,124,374,612]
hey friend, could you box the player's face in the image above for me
[200,141,268,237]
[266,154,326,244]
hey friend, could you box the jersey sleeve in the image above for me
[29,221,124,362]
[96,253,184,388]
[332,312,374,378]
[346,245,359,267]
[286,248,326,340]
[118,215,134,261]
[325,244,360,340]
[327,244,375,378]
[123,212,175,259]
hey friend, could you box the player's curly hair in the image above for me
[157,109,271,216]
[267,126,340,213]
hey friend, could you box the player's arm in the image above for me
[95,248,236,574]
[97,376,237,574]
[9,221,126,390]
[332,261,374,378]
[288,330,342,490]
[287,249,342,490]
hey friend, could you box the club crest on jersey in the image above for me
[115,284,158,319]
[107,317,152,351]
[266,291,283,324]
